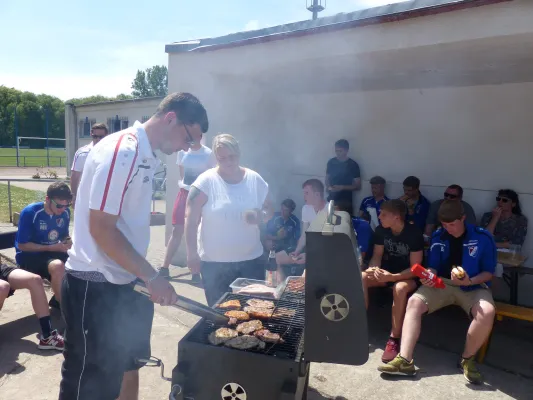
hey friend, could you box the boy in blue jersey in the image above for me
[359,175,389,226]
[16,182,72,308]
[265,199,301,254]
[379,200,496,385]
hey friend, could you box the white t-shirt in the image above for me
[71,142,93,172]
[193,168,269,262]
[177,145,216,191]
[66,121,159,284]
[301,204,327,224]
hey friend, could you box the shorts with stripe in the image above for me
[59,273,154,400]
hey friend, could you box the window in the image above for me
[121,119,129,130]
[79,118,96,138]
[107,116,129,133]
[141,116,150,123]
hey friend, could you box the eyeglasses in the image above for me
[444,192,458,199]
[51,199,71,209]
[496,197,510,203]
[91,134,106,139]
[182,123,195,146]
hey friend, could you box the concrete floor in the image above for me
[1,225,533,399]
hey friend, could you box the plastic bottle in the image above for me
[265,250,278,286]
[410,264,446,289]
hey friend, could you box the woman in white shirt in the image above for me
[185,134,272,306]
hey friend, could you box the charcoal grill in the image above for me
[168,202,368,400]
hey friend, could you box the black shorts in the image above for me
[17,252,68,281]
[0,264,17,297]
[59,274,154,400]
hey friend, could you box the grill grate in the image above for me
[279,277,305,303]
[185,293,305,361]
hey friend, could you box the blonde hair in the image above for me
[212,134,240,157]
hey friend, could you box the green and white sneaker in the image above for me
[378,355,416,376]
[460,357,482,384]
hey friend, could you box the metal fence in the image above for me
[0,155,67,167]
[0,178,166,225]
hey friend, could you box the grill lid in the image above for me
[304,201,369,366]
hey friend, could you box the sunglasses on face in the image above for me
[444,192,458,199]
[91,134,105,139]
[51,199,71,209]
[496,197,510,203]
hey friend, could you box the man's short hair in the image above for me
[156,92,209,133]
[370,176,386,185]
[334,139,349,150]
[380,199,406,219]
[302,179,324,196]
[438,200,465,223]
[47,182,72,201]
[403,176,420,189]
[281,198,296,212]
[447,184,463,197]
[91,123,109,135]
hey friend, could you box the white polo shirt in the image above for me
[66,121,159,284]
[71,142,93,173]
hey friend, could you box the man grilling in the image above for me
[59,93,209,400]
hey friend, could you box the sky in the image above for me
[0,0,406,100]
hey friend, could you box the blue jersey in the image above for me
[352,217,372,255]
[405,195,430,231]
[359,196,389,220]
[15,202,70,263]
[267,212,300,252]
[429,224,496,291]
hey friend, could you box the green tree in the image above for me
[131,65,168,97]
[66,94,133,106]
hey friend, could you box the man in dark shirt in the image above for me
[425,184,476,236]
[379,200,496,385]
[400,175,430,231]
[325,139,361,216]
[363,199,424,363]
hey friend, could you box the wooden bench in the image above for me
[477,301,533,363]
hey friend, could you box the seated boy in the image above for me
[1,264,64,350]
[379,200,496,384]
[16,182,72,308]
[363,199,424,362]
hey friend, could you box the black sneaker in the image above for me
[191,273,201,284]
[158,268,170,279]
[48,295,60,311]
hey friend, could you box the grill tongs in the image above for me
[133,282,229,324]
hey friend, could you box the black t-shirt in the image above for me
[373,223,424,274]
[326,157,360,203]
[440,232,465,279]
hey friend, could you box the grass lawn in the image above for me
[0,148,67,167]
[0,183,45,223]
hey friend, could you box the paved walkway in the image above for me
[1,225,532,399]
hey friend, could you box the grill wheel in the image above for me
[221,382,247,400]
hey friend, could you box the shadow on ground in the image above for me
[0,313,63,380]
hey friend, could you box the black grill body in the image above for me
[172,293,309,400]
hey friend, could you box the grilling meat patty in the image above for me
[224,310,250,322]
[216,300,241,310]
[236,320,263,335]
[224,335,266,350]
[243,306,273,320]
[254,329,285,344]
[246,299,275,309]
[208,328,238,346]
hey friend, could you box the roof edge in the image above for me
[73,96,165,107]
[166,0,512,55]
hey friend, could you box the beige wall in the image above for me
[65,98,164,171]
[166,0,533,303]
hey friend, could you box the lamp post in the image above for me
[14,105,19,167]
[307,0,326,20]
[45,107,50,167]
